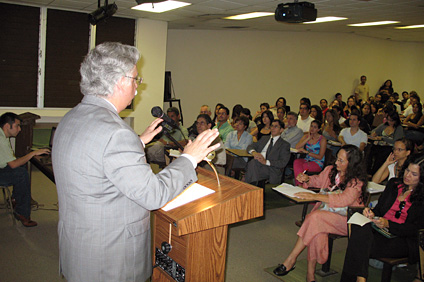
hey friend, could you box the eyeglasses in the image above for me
[393,147,406,152]
[395,201,406,219]
[125,76,143,85]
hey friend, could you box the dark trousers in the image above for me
[340,223,409,281]
[0,165,31,218]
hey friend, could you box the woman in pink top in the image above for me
[341,153,424,282]
[273,145,368,282]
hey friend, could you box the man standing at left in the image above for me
[52,42,219,282]
[0,112,50,227]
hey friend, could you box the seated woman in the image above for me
[310,105,323,123]
[368,111,405,174]
[361,103,374,130]
[253,102,270,125]
[273,145,368,282]
[250,110,273,142]
[341,153,424,282]
[225,116,253,170]
[322,109,341,156]
[403,102,424,147]
[294,120,327,187]
[372,138,414,184]
[343,96,357,118]
[240,108,257,134]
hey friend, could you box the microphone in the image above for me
[151,106,178,132]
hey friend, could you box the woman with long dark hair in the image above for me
[341,153,424,282]
[273,145,368,282]
[250,110,274,142]
[212,103,224,124]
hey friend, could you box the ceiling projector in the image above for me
[275,1,317,23]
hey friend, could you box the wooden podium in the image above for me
[152,168,263,282]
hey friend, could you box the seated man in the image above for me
[0,112,50,227]
[297,103,314,133]
[212,106,234,142]
[245,120,290,185]
[338,112,367,152]
[281,111,303,148]
[188,105,214,138]
[191,114,226,174]
[146,107,188,165]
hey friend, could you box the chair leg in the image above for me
[381,262,393,282]
[1,187,16,224]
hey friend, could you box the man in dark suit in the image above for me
[245,120,290,185]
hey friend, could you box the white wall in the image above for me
[165,29,424,125]
[0,18,168,134]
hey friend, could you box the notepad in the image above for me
[272,183,316,198]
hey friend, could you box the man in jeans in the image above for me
[0,112,50,227]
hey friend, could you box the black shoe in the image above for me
[273,264,295,276]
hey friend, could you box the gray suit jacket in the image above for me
[246,136,290,184]
[52,95,196,282]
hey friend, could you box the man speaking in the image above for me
[52,42,219,282]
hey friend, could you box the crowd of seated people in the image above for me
[149,82,423,282]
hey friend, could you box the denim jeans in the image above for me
[0,165,31,218]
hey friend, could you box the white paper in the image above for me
[272,183,316,198]
[169,149,181,158]
[367,182,385,194]
[347,212,372,226]
[290,148,299,153]
[327,140,342,146]
[161,183,215,211]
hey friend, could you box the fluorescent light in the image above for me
[395,24,424,29]
[303,16,347,24]
[348,21,399,27]
[224,12,274,20]
[132,0,191,13]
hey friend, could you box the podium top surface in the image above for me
[154,168,263,236]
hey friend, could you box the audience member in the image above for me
[253,102,270,125]
[276,107,286,123]
[193,114,226,174]
[212,106,234,142]
[320,99,329,117]
[146,107,188,165]
[374,93,383,108]
[225,116,253,170]
[403,102,424,148]
[330,99,340,109]
[335,93,347,109]
[274,145,367,282]
[0,112,50,227]
[343,96,357,118]
[230,104,243,127]
[294,120,327,185]
[372,138,414,184]
[281,112,304,148]
[245,120,290,185]
[378,79,394,96]
[341,153,424,282]
[332,105,346,126]
[354,75,370,104]
[343,107,371,134]
[188,105,213,137]
[297,103,314,133]
[212,103,224,124]
[338,112,367,152]
[401,91,410,108]
[310,105,323,123]
[240,108,257,134]
[271,97,290,117]
[360,103,374,130]
[300,97,311,107]
[402,92,421,118]
[368,111,404,175]
[251,110,273,142]
[322,109,341,156]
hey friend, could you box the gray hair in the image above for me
[79,42,140,97]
